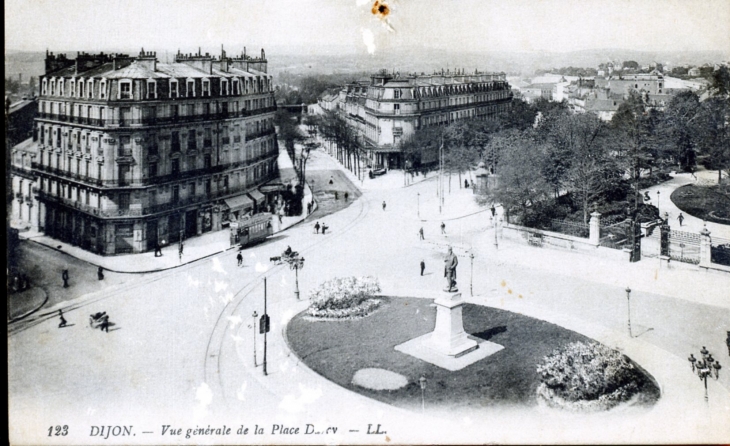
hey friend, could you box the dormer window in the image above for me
[119,81,132,99]
[50,80,55,96]
[202,79,210,97]
[59,79,65,96]
[186,79,195,97]
[394,89,401,99]
[42,79,48,95]
[169,80,179,98]
[100,80,107,99]
[78,81,84,98]
[222,79,229,96]
[87,79,94,98]
[147,80,157,99]
[70,80,76,97]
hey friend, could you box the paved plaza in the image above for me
[8,148,730,444]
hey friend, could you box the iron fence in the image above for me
[668,229,700,264]
[599,220,631,250]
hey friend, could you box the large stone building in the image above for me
[26,47,278,255]
[329,69,512,169]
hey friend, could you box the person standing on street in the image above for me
[678,213,685,226]
[97,266,104,281]
[58,310,67,328]
[314,222,321,234]
[419,227,424,240]
[344,192,349,202]
[62,269,70,288]
[440,222,446,235]
[490,205,496,217]
[237,252,243,267]
[420,260,426,276]
[382,201,386,211]
[154,241,162,257]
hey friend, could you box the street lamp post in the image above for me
[656,191,661,214]
[252,310,258,367]
[693,347,721,402]
[625,287,632,337]
[469,252,474,297]
[419,376,427,412]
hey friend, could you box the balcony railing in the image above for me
[245,127,276,142]
[37,106,278,128]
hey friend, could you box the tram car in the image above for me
[230,212,273,248]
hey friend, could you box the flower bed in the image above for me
[536,341,647,412]
[306,276,381,320]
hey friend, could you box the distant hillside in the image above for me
[7,47,728,82]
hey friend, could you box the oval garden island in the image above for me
[285,276,660,413]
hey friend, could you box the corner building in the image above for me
[33,48,278,254]
[338,70,512,168]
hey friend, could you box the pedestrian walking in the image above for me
[62,269,69,288]
[322,223,328,234]
[58,310,67,328]
[419,227,424,240]
[100,314,110,333]
[678,213,685,226]
[689,353,697,372]
[237,252,243,267]
[464,179,469,188]
[440,222,446,235]
[314,222,320,234]
[420,260,426,276]
[490,205,496,217]
[382,201,386,211]
[344,192,349,201]
[97,266,104,281]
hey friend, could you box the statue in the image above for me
[443,246,458,292]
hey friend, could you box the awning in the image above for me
[260,184,285,193]
[224,194,254,211]
[248,189,266,204]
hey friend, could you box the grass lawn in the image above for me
[286,296,660,411]
[671,184,730,224]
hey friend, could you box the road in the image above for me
[8,149,730,444]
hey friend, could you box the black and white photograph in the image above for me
[6,0,730,444]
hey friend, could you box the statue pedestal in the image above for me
[426,293,478,357]
[395,292,503,371]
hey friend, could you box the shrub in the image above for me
[536,341,645,411]
[307,276,381,319]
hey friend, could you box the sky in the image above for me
[5,0,730,56]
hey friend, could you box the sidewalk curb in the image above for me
[7,288,49,323]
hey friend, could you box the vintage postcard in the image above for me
[6,0,730,444]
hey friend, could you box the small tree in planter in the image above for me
[307,276,381,320]
[536,341,648,412]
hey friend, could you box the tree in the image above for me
[610,90,662,208]
[695,97,730,182]
[542,112,613,224]
[483,131,550,220]
[710,65,730,97]
[274,109,306,173]
[660,90,701,172]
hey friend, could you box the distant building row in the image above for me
[315,69,513,168]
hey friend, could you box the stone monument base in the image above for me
[395,333,503,371]
[394,292,503,371]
